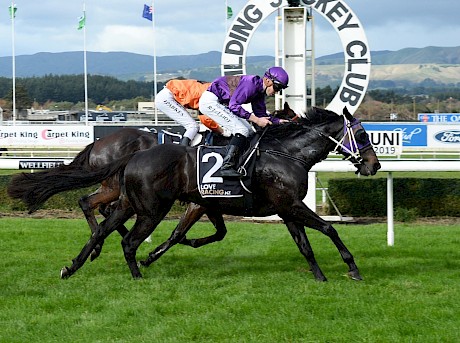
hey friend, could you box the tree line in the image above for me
[0,74,459,119]
[0,74,159,111]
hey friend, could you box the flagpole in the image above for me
[11,0,16,125]
[225,0,228,33]
[152,1,158,124]
[83,2,89,126]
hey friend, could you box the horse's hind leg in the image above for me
[140,203,205,267]
[284,221,327,282]
[60,199,134,279]
[79,190,102,235]
[79,185,130,262]
[139,220,192,267]
[121,214,169,278]
[178,203,228,248]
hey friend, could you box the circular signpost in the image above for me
[221,0,370,114]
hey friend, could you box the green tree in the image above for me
[4,83,32,111]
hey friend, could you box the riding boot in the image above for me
[219,134,246,178]
[180,136,191,146]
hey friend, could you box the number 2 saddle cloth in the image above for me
[197,145,256,199]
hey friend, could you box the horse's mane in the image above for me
[298,107,341,125]
[263,107,341,140]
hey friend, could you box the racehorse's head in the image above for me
[272,102,299,121]
[339,107,381,176]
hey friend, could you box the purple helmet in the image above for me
[264,66,289,89]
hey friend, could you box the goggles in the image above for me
[266,70,288,92]
[272,80,286,92]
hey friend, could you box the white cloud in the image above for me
[0,0,458,58]
[90,25,154,54]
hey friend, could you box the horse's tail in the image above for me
[7,152,134,213]
[69,142,94,169]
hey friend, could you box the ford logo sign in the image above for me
[434,130,460,144]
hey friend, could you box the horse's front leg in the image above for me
[283,221,327,282]
[284,202,362,281]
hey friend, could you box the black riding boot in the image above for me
[219,134,246,178]
[180,136,191,146]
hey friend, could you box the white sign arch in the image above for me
[221,0,371,114]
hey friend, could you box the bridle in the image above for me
[244,115,373,174]
[327,116,372,167]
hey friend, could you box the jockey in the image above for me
[198,66,289,178]
[155,79,226,145]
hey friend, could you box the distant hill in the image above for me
[1,46,459,87]
[316,46,460,65]
[0,51,274,81]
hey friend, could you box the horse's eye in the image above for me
[355,129,368,143]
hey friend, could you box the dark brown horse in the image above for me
[55,107,381,281]
[7,127,158,260]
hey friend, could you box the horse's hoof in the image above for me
[131,271,143,279]
[315,275,328,282]
[60,266,71,279]
[139,260,148,267]
[347,270,363,281]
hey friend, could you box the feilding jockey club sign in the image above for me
[221,0,371,114]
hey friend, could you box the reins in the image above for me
[245,125,310,171]
[259,148,310,169]
[238,126,270,177]
[255,115,366,170]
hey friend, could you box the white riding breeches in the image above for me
[155,87,199,140]
[199,91,254,137]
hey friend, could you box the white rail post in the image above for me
[387,172,394,246]
[304,171,317,211]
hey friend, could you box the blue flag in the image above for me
[142,4,152,21]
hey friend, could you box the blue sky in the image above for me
[0,0,458,58]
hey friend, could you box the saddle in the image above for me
[158,129,221,147]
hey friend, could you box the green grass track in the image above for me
[0,218,459,342]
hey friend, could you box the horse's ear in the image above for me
[343,106,353,121]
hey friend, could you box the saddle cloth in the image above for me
[158,130,182,145]
[197,146,244,198]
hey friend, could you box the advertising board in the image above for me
[418,113,460,123]
[0,125,94,147]
[427,125,460,148]
[368,131,403,155]
[363,123,427,147]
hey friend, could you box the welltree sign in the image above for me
[221,0,371,115]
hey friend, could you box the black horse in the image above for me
[58,107,381,281]
[7,104,295,261]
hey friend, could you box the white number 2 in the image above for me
[202,152,223,184]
